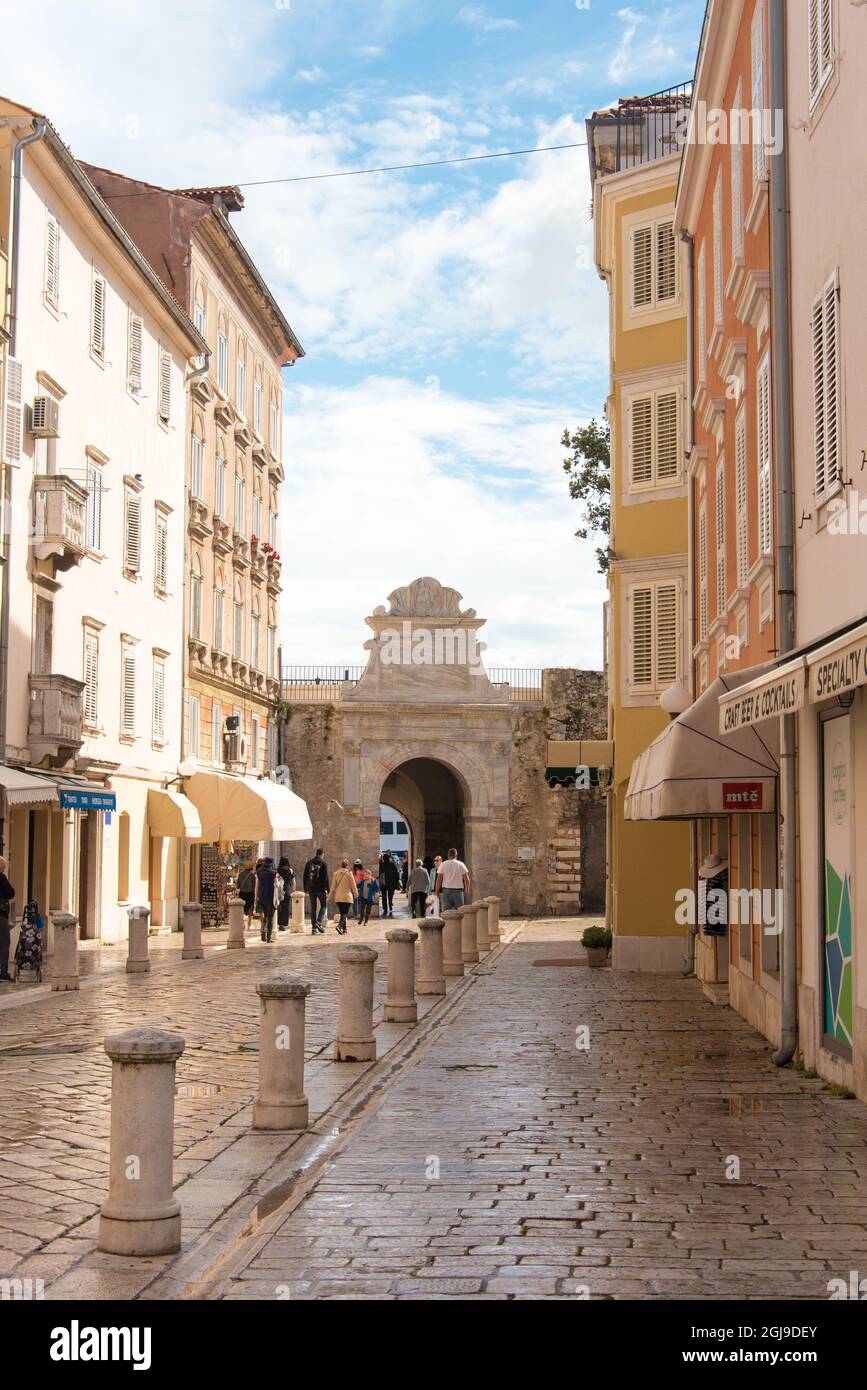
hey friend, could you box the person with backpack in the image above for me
[378,850,400,917]
[329,857,358,936]
[352,859,366,921]
[276,856,295,932]
[303,849,330,934]
[255,856,280,943]
[238,858,257,926]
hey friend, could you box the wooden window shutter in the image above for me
[656,220,676,303]
[699,509,708,640]
[45,214,60,305]
[124,490,142,574]
[758,357,773,555]
[86,463,103,552]
[712,175,723,328]
[2,356,24,466]
[655,391,679,481]
[716,463,726,616]
[155,512,168,592]
[190,575,202,639]
[630,586,653,688]
[632,226,653,309]
[630,396,653,486]
[697,244,707,384]
[158,348,171,423]
[823,275,840,492]
[91,272,106,357]
[731,82,745,264]
[736,413,749,585]
[751,6,767,183]
[121,647,136,736]
[128,311,143,395]
[83,631,99,727]
[655,583,680,686]
[152,660,165,744]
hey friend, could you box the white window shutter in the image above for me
[656,391,679,480]
[158,348,171,424]
[632,226,653,309]
[697,244,707,385]
[630,396,653,486]
[716,463,727,616]
[45,214,60,305]
[152,660,165,744]
[191,435,204,499]
[713,174,723,327]
[736,412,749,585]
[731,82,745,264]
[86,463,103,552]
[699,509,708,640]
[191,575,202,639]
[128,311,143,395]
[1,356,23,466]
[655,583,680,686]
[630,586,653,688]
[188,696,200,758]
[752,6,767,184]
[808,0,821,103]
[757,356,773,554]
[125,491,142,574]
[656,220,676,303]
[155,512,168,592]
[121,648,136,736]
[83,632,99,727]
[91,272,106,358]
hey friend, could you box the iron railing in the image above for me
[280,665,545,703]
[587,82,693,181]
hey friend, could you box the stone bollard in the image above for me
[441,909,464,978]
[334,943,378,1061]
[50,912,80,991]
[418,917,446,996]
[181,902,204,960]
[485,896,501,942]
[384,927,418,1023]
[475,900,491,954]
[226,895,246,949]
[253,974,311,1131]
[126,906,151,974]
[460,903,479,964]
[98,1027,185,1256]
[290,890,306,934]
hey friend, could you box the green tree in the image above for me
[562,418,611,574]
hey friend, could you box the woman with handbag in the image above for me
[329,857,358,936]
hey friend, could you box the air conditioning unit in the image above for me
[223,730,248,765]
[29,396,60,438]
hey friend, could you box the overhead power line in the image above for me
[236,140,588,188]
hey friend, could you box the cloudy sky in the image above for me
[0,0,705,668]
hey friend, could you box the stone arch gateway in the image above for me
[279,579,606,916]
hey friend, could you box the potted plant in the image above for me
[581,925,612,968]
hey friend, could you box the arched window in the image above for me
[191,411,205,499]
[251,595,260,671]
[253,365,263,436]
[215,435,227,518]
[194,279,207,338]
[233,579,244,659]
[190,551,203,639]
[213,566,225,651]
[216,310,229,394]
[235,335,247,415]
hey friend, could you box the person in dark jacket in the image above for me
[255,857,278,942]
[238,859,257,925]
[378,850,400,918]
[276,856,295,932]
[0,857,15,981]
[303,850,330,934]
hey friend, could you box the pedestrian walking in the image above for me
[329,857,358,935]
[409,859,430,918]
[276,856,295,932]
[255,857,280,942]
[379,850,400,917]
[429,854,443,917]
[358,871,380,925]
[0,858,15,982]
[352,859,366,920]
[303,849,330,934]
[238,858,257,926]
[436,848,470,911]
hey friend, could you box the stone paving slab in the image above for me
[210,920,867,1301]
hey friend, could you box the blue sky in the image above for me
[0,0,706,666]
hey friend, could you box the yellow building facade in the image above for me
[588,98,691,969]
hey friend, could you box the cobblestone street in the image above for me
[3,916,867,1302]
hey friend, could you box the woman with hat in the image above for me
[698,852,729,936]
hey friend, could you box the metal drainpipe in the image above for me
[0,118,47,855]
[681,230,699,977]
[768,0,798,1066]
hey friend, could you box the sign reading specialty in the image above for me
[810,632,867,702]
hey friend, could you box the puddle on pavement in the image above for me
[175,1083,222,1098]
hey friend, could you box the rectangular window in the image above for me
[751,3,767,185]
[629,580,680,693]
[731,80,745,265]
[629,388,680,490]
[83,629,99,729]
[809,0,834,107]
[86,462,103,552]
[254,380,263,436]
[699,504,708,641]
[712,170,724,331]
[812,271,840,498]
[191,434,204,499]
[124,489,142,576]
[158,347,171,425]
[194,300,206,337]
[236,356,246,415]
[121,643,136,737]
[757,352,773,555]
[269,511,278,548]
[736,408,749,586]
[217,333,228,394]
[213,587,224,650]
[251,613,260,670]
[233,600,244,659]
[188,695,200,759]
[270,399,278,451]
[215,455,227,518]
[697,242,707,385]
[251,715,260,769]
[268,624,277,678]
[716,460,726,617]
[91,270,106,359]
[211,701,222,761]
[127,310,143,396]
[252,492,262,537]
[152,658,165,745]
[234,475,245,532]
[45,212,60,306]
[190,573,202,640]
[155,511,168,594]
[631,219,677,312]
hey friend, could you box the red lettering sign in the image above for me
[722,782,763,811]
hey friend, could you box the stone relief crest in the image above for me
[375,577,474,621]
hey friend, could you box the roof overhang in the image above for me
[545,740,613,788]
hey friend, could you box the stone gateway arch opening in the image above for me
[381,758,466,865]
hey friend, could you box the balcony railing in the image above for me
[588,82,693,180]
[31,475,87,571]
[280,666,544,703]
[29,673,85,766]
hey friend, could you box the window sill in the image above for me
[122,569,142,583]
[119,733,136,746]
[42,294,60,319]
[89,349,106,371]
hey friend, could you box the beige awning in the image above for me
[183,768,313,843]
[147,788,202,839]
[626,668,779,821]
[718,656,807,733]
[0,765,61,807]
[545,740,613,787]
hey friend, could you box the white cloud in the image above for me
[609,6,677,84]
[279,377,605,667]
[295,65,326,84]
[457,7,521,34]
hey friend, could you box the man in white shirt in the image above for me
[436,848,470,911]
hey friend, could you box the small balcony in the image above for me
[189,497,213,541]
[250,548,267,585]
[31,475,87,572]
[212,516,233,557]
[232,533,250,570]
[29,673,84,767]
